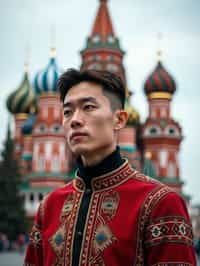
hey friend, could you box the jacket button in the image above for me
[85,189,91,195]
[76,231,82,239]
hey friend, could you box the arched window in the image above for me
[38,156,44,171]
[160,150,168,167]
[92,34,100,43]
[50,124,61,133]
[34,123,47,134]
[93,55,101,60]
[106,63,118,72]
[168,162,176,177]
[107,34,115,43]
[38,193,43,201]
[52,156,60,172]
[164,125,180,137]
[87,63,102,70]
[144,125,161,137]
[30,193,34,202]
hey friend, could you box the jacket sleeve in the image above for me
[24,202,44,266]
[144,191,197,266]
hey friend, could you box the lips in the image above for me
[70,132,88,141]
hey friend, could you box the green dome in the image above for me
[7,71,37,115]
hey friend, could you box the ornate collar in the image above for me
[73,159,134,192]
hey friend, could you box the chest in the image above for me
[42,189,143,265]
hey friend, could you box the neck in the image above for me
[80,144,116,167]
[76,146,124,189]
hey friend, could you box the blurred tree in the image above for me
[0,122,27,241]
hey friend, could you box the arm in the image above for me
[144,191,197,265]
[24,202,44,266]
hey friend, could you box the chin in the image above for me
[70,144,91,157]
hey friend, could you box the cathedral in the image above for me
[6,0,187,222]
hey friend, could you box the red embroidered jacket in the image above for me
[24,160,196,266]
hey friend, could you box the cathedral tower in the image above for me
[80,0,126,84]
[80,0,141,168]
[142,52,183,193]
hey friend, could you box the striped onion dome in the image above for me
[34,48,62,95]
[144,60,176,95]
[7,70,37,114]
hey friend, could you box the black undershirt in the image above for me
[72,146,124,265]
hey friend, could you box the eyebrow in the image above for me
[63,97,98,108]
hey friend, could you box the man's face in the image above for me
[63,81,119,159]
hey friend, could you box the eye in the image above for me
[64,109,73,118]
[83,104,96,111]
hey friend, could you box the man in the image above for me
[24,69,196,265]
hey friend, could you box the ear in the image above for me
[113,110,128,131]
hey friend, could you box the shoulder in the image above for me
[49,180,74,196]
[149,189,190,219]
[39,180,74,213]
[127,168,189,217]
[127,168,169,196]
[130,168,161,186]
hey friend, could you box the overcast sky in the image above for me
[0,0,200,204]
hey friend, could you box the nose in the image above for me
[70,109,84,129]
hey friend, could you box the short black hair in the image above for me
[57,69,126,109]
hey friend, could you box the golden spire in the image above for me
[157,32,163,62]
[50,47,56,58]
[50,24,56,58]
[24,44,31,73]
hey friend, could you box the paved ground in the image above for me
[0,252,24,266]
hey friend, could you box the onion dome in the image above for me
[125,90,140,125]
[34,48,62,95]
[144,59,176,96]
[125,102,140,125]
[21,113,36,135]
[7,67,37,115]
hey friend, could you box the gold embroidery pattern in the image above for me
[134,185,172,266]
[92,162,133,191]
[93,223,117,253]
[49,225,66,257]
[29,223,42,247]
[90,256,106,266]
[60,192,76,223]
[100,190,120,220]
[80,190,120,265]
[49,191,82,266]
[74,160,135,192]
[132,170,162,185]
[66,191,83,266]
[74,177,85,191]
[79,192,100,265]
[90,215,117,265]
[145,216,193,247]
